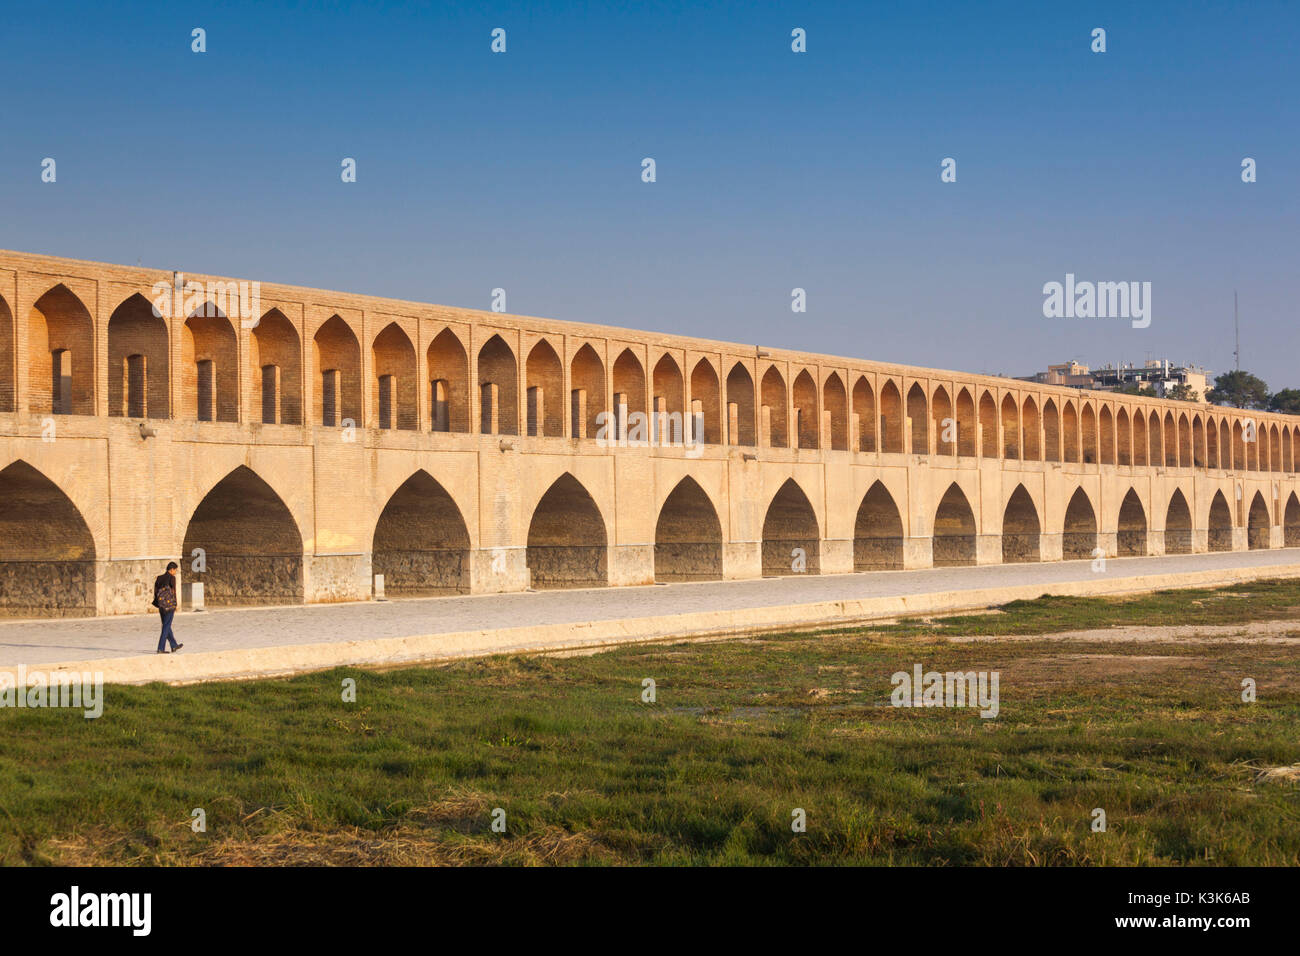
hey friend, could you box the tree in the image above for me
[1268,388,1300,414]
[1167,382,1200,403]
[1206,370,1269,409]
[1113,382,1145,396]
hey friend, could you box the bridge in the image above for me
[1,250,1298,618]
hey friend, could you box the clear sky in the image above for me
[2,1,1296,387]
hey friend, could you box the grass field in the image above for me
[2,579,1299,866]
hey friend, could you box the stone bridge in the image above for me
[1,250,1297,617]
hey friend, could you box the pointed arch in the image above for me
[1099,405,1114,465]
[726,362,756,446]
[653,354,685,445]
[1117,488,1147,557]
[854,480,903,570]
[1206,415,1219,469]
[1208,490,1233,552]
[372,322,417,430]
[880,379,903,453]
[614,348,648,439]
[761,366,788,448]
[1163,411,1178,467]
[654,476,723,581]
[527,473,607,588]
[1001,484,1041,563]
[1285,492,1300,548]
[1062,401,1079,463]
[1081,403,1098,464]
[314,315,362,428]
[184,302,238,422]
[1042,398,1061,462]
[571,343,606,440]
[427,327,470,433]
[823,371,847,451]
[689,357,721,445]
[979,390,998,457]
[478,333,519,436]
[29,284,95,416]
[525,339,564,437]
[1116,407,1131,466]
[933,483,976,566]
[1165,489,1192,554]
[0,460,97,614]
[1247,492,1270,549]
[252,308,302,425]
[931,385,953,456]
[955,388,976,456]
[1148,411,1163,468]
[1191,415,1204,468]
[1132,410,1147,466]
[1000,394,1020,458]
[1021,396,1041,460]
[762,478,820,575]
[181,465,304,606]
[907,383,928,455]
[1063,487,1098,559]
[792,369,818,449]
[108,293,169,419]
[853,376,876,452]
[0,293,13,412]
[372,470,471,595]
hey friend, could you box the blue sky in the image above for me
[2,1,1296,387]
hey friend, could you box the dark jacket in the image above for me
[153,572,176,609]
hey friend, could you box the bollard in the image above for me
[190,581,205,612]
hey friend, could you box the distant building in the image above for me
[1016,360,1210,403]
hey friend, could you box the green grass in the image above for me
[2,579,1299,865]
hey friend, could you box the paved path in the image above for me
[3,549,1300,668]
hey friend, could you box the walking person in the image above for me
[153,562,184,654]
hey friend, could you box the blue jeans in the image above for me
[157,609,178,652]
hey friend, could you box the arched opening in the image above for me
[29,284,95,416]
[853,480,903,570]
[251,308,302,425]
[1165,412,1180,467]
[653,354,686,445]
[979,391,998,457]
[1165,489,1192,555]
[1021,396,1041,460]
[1081,404,1098,463]
[762,478,820,576]
[823,372,847,451]
[793,370,818,449]
[1247,492,1270,550]
[880,379,903,453]
[1222,420,1233,469]
[0,460,96,615]
[1132,411,1148,466]
[525,339,564,437]
[934,483,976,566]
[689,358,721,445]
[372,471,470,595]
[1191,416,1204,468]
[571,344,606,440]
[0,294,13,412]
[184,304,238,422]
[1148,412,1163,468]
[478,334,519,436]
[1100,406,1115,464]
[726,362,756,446]
[1270,425,1282,472]
[613,349,648,442]
[1208,491,1233,551]
[1043,399,1061,462]
[956,388,976,456]
[1063,487,1098,559]
[314,315,362,428]
[1206,417,1219,469]
[372,323,417,430]
[526,473,607,588]
[1117,489,1147,557]
[181,466,304,606]
[931,385,953,456]
[1116,408,1131,465]
[760,366,788,448]
[654,477,723,581]
[108,293,169,419]
[1285,493,1300,547]
[1283,427,1294,473]
[1062,401,1079,463]
[1001,484,1041,563]
[427,327,470,433]
[853,377,876,452]
[907,383,928,455]
[1000,394,1020,458]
